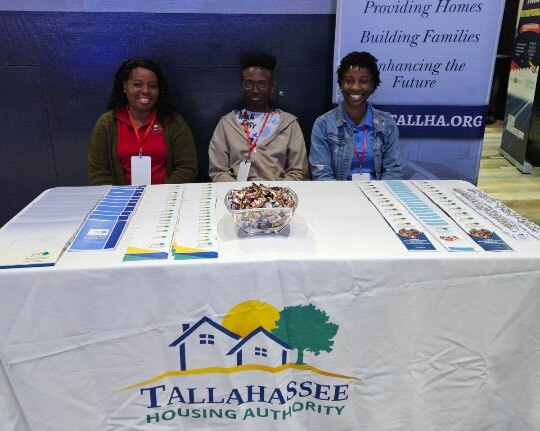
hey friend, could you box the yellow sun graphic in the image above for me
[221,300,280,338]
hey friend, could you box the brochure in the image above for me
[0,187,105,269]
[69,186,144,251]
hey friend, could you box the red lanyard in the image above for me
[353,127,368,173]
[127,109,157,156]
[242,110,271,160]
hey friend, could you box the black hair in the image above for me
[107,58,176,119]
[240,52,277,78]
[336,51,381,91]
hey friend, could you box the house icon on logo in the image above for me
[169,316,291,371]
[227,326,290,366]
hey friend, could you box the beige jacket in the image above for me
[208,110,309,182]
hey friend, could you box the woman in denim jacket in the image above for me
[310,51,403,180]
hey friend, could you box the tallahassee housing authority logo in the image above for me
[120,300,358,425]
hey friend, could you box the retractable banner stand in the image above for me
[500,0,539,173]
[334,0,505,183]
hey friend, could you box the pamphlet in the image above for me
[356,181,437,251]
[413,181,514,252]
[123,185,184,261]
[385,181,477,252]
[69,186,144,251]
[172,183,218,259]
[0,187,106,269]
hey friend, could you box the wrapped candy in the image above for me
[227,183,296,210]
[225,183,298,234]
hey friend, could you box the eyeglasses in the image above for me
[243,80,269,90]
[341,79,372,88]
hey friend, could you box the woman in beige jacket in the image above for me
[208,52,309,182]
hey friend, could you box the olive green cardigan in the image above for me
[88,110,198,185]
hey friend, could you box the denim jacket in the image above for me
[310,103,403,180]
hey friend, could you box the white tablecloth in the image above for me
[1,181,540,431]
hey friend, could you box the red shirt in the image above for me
[116,107,167,184]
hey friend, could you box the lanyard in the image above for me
[127,109,157,157]
[353,127,368,174]
[242,110,271,160]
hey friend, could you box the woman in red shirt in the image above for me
[88,58,198,185]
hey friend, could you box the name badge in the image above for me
[237,161,251,182]
[131,156,151,185]
[352,172,371,182]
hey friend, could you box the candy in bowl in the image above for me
[225,183,298,235]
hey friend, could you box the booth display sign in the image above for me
[500,0,540,173]
[334,0,505,182]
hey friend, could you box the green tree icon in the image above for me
[271,304,338,365]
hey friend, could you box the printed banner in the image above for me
[375,104,487,138]
[3,263,539,429]
[500,0,540,170]
[334,0,505,182]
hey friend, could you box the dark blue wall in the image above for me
[0,12,335,226]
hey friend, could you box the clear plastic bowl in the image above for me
[224,186,298,235]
